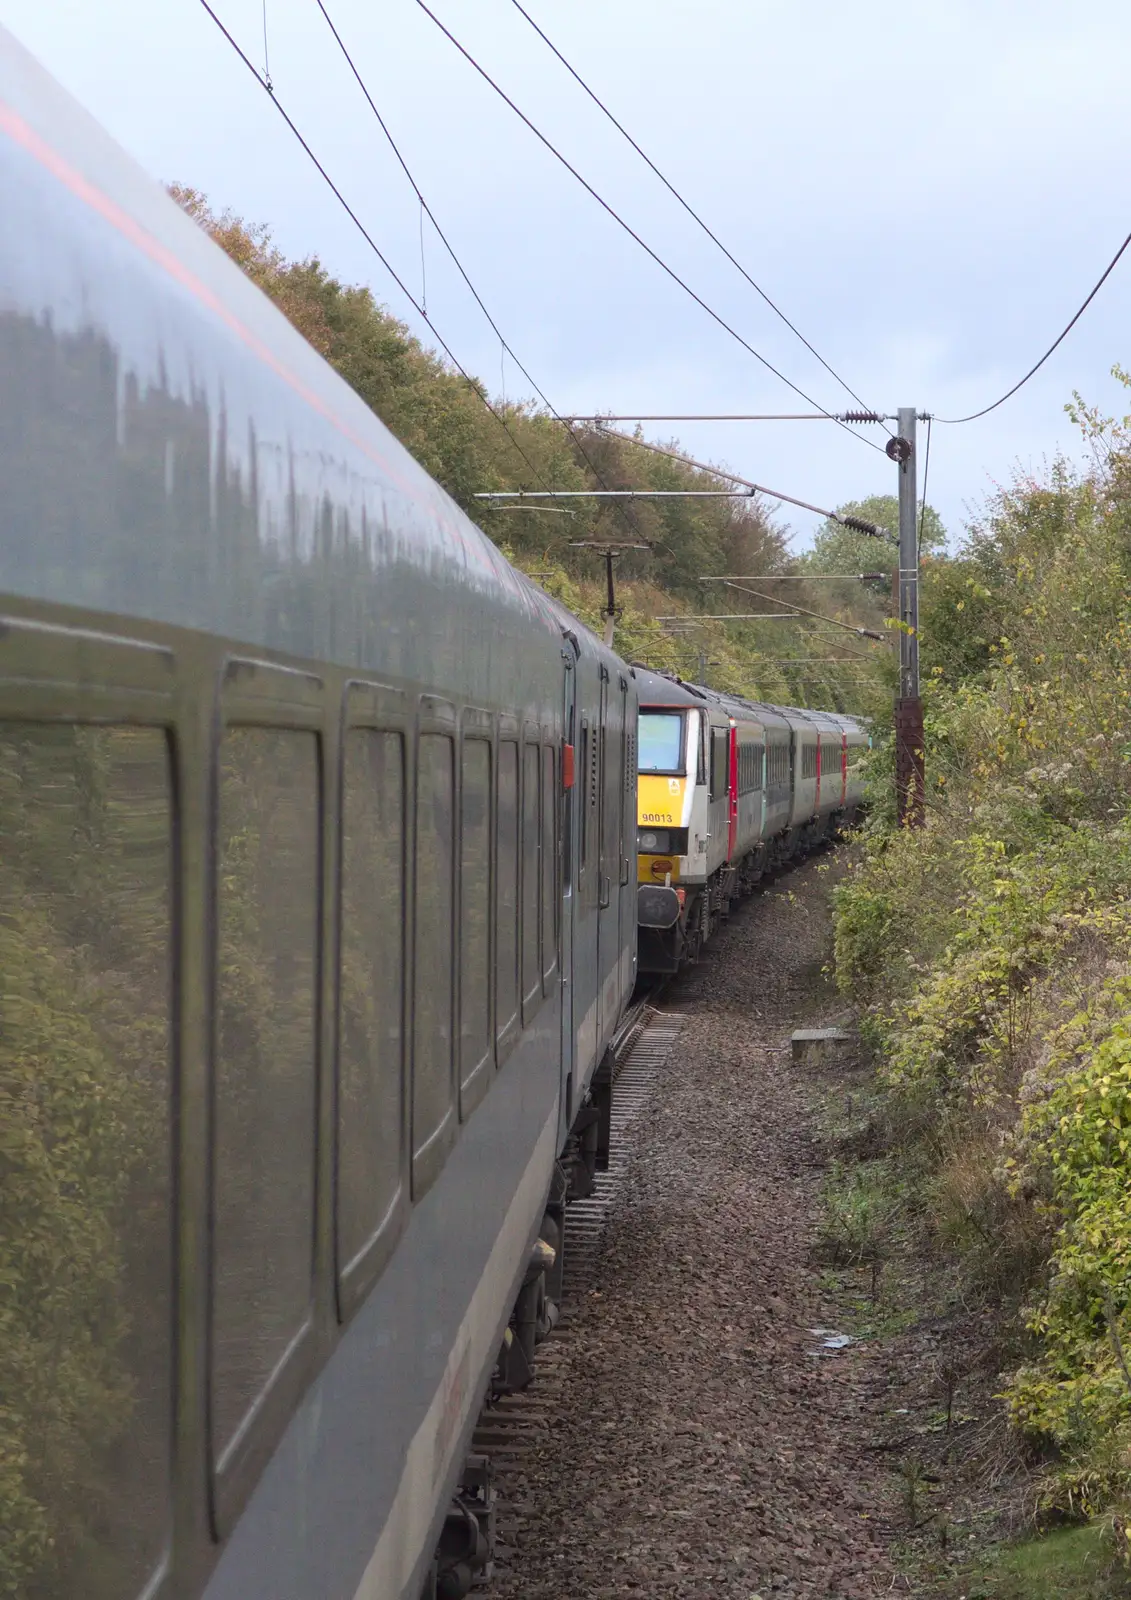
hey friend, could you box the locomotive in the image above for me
[0,28,865,1600]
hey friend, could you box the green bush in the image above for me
[833,375,1131,1521]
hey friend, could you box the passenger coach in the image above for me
[0,30,637,1600]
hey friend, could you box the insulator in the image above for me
[839,410,883,423]
[842,516,893,540]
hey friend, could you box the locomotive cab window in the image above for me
[638,710,684,774]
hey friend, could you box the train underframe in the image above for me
[422,1052,615,1599]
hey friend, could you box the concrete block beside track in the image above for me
[790,1027,853,1067]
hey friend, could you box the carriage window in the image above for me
[541,745,557,983]
[522,743,541,1008]
[496,741,519,1039]
[1,723,172,1600]
[214,727,318,1469]
[709,728,728,800]
[414,735,455,1160]
[339,730,404,1279]
[460,739,492,1092]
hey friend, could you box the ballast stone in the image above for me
[790,1027,853,1067]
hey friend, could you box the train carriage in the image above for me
[0,30,638,1600]
[755,701,794,852]
[815,713,847,817]
[831,712,870,813]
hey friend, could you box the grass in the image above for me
[814,1157,899,1267]
[948,1523,1131,1599]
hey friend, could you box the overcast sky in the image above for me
[3,0,1129,547]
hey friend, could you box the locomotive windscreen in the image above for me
[638,711,684,774]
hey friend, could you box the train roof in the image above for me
[630,670,870,737]
[631,667,707,708]
[0,28,575,682]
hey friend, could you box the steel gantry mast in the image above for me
[889,407,924,826]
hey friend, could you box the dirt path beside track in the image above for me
[492,854,906,1599]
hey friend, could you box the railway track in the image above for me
[464,997,685,1590]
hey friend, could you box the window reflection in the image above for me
[496,742,518,1039]
[0,723,172,1600]
[413,735,454,1158]
[339,730,404,1275]
[213,727,319,1466]
[460,740,491,1091]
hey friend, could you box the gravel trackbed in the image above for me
[492,856,901,1599]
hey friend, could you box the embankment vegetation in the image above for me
[834,378,1131,1571]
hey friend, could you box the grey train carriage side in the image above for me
[0,30,636,1600]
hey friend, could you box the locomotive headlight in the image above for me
[638,829,670,853]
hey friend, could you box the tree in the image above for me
[805,493,945,576]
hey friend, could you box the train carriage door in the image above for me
[840,732,848,809]
[559,644,577,1130]
[601,673,628,1021]
[595,665,609,1045]
[815,733,822,812]
[619,675,634,1010]
[727,722,738,859]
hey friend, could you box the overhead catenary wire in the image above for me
[938,227,1131,424]
[713,579,886,644]
[592,425,897,541]
[917,416,932,559]
[506,0,890,434]
[413,0,884,455]
[312,0,654,549]
[477,489,764,500]
[561,413,890,423]
[197,0,553,495]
